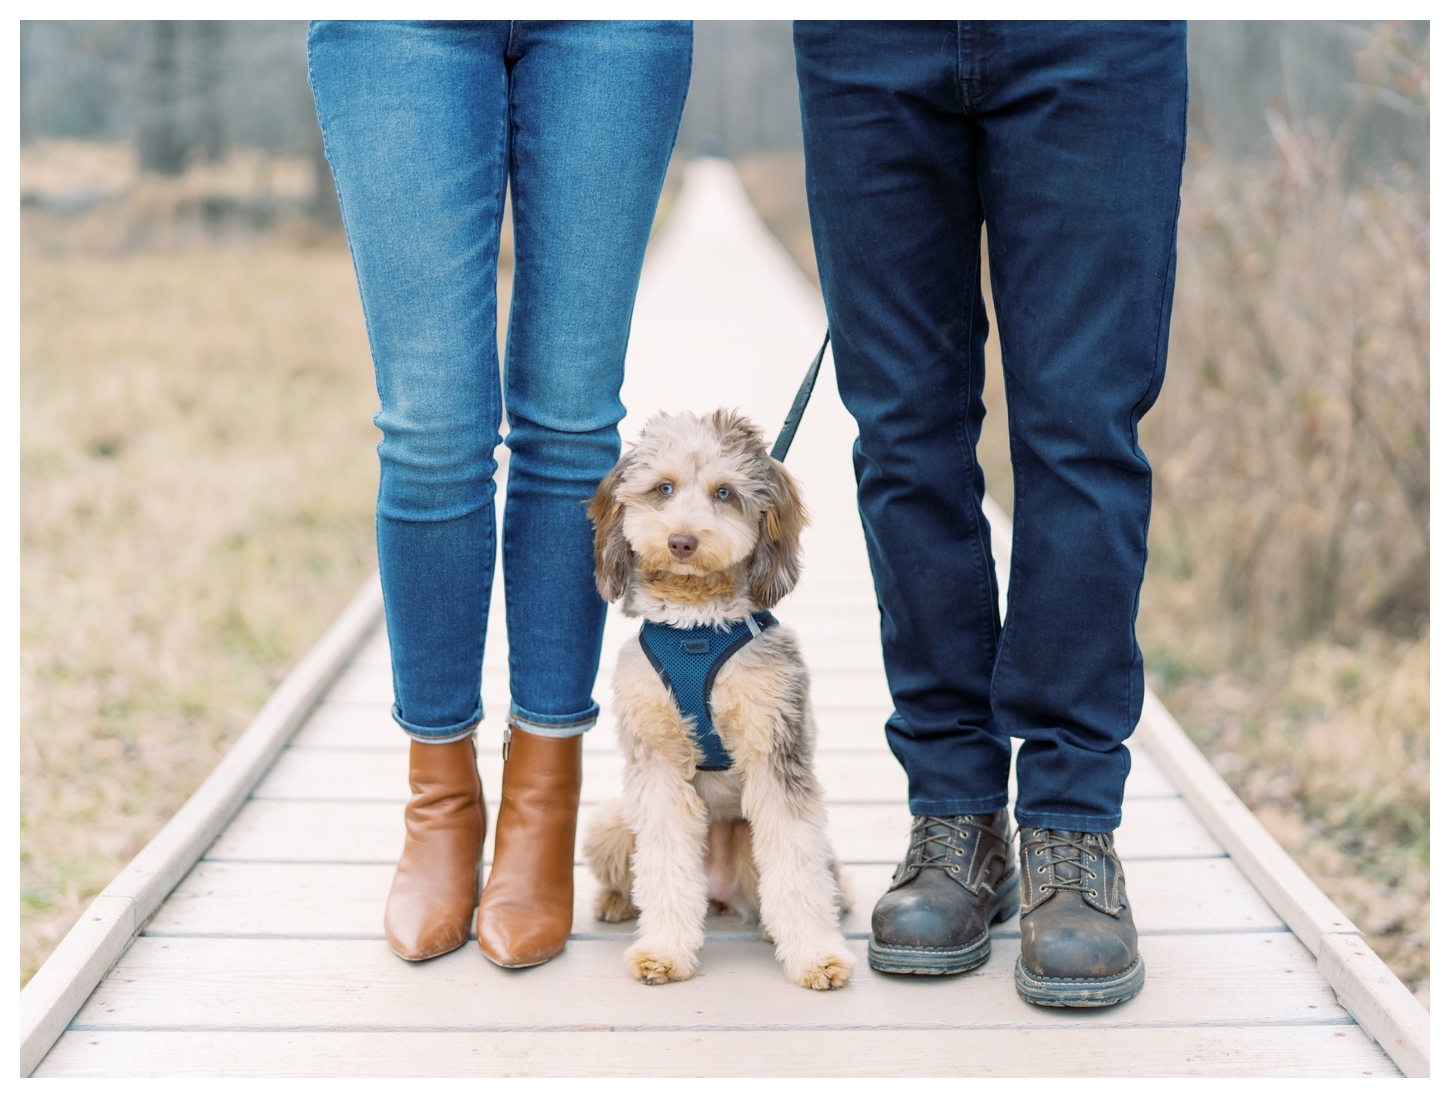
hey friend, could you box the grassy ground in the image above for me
[20,145,383,985]
[22,131,1428,1010]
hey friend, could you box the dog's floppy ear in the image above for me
[747,456,808,608]
[587,452,634,602]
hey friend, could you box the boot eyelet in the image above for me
[1089,889,1098,898]
[1037,866,1045,873]
[1039,885,1048,893]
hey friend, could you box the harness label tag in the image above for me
[682,639,710,653]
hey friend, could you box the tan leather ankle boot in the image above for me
[476,725,582,968]
[384,735,486,961]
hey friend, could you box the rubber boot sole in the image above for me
[867,871,1020,976]
[1013,951,1146,1007]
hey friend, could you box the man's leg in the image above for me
[973,20,1186,832]
[971,20,1186,1007]
[795,21,1018,977]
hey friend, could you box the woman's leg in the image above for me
[475,18,692,968]
[307,19,511,960]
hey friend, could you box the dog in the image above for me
[581,409,854,990]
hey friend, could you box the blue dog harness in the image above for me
[638,611,778,771]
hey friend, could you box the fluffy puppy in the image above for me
[582,409,854,990]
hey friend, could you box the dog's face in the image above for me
[587,409,806,608]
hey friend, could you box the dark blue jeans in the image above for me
[309,21,691,741]
[795,21,1187,831]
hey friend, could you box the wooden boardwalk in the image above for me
[26,161,1421,1077]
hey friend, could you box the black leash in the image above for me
[770,329,830,463]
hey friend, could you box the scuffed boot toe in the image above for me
[867,810,1017,976]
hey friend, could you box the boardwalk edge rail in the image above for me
[18,573,386,1078]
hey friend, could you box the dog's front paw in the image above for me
[593,888,640,923]
[793,952,855,991]
[625,944,697,985]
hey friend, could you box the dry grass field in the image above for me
[20,144,382,986]
[21,86,1428,1013]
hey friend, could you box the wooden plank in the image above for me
[251,742,1174,805]
[289,700,401,748]
[325,661,896,713]
[18,573,386,1078]
[252,745,628,805]
[339,624,895,676]
[203,796,1223,866]
[140,856,1283,942]
[292,700,906,752]
[831,859,1287,938]
[36,1024,1398,1078]
[66,935,1351,1031]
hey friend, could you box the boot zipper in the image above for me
[502,725,511,763]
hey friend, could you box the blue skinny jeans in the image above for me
[795,21,1187,831]
[308,20,692,741]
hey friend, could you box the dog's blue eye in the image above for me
[715,487,731,501]
[658,483,673,496]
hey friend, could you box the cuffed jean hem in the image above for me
[392,702,483,744]
[908,795,1010,817]
[1013,811,1124,833]
[509,702,598,738]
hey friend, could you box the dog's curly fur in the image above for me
[582,409,854,990]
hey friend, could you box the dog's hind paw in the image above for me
[593,888,640,923]
[625,945,696,985]
[794,952,855,990]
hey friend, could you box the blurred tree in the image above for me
[136,21,186,175]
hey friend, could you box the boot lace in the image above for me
[1027,829,1102,899]
[905,815,996,877]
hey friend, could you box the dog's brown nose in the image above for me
[668,533,698,560]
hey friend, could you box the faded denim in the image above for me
[309,20,691,740]
[795,21,1187,830]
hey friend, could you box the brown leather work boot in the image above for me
[1015,829,1144,1007]
[868,809,1018,975]
[476,725,582,968]
[384,735,487,961]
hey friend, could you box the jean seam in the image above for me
[911,797,1010,813]
[1015,812,1123,832]
[392,702,482,740]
